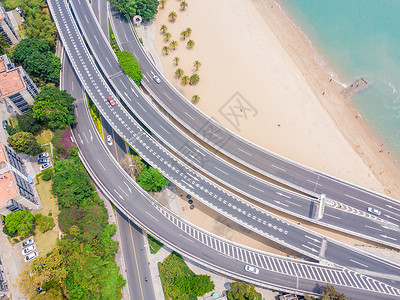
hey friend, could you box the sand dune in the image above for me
[152,0,400,199]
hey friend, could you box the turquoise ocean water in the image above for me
[278,0,400,157]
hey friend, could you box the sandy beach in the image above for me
[152,0,400,200]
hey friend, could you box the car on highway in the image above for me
[153,75,161,84]
[24,251,38,262]
[22,245,36,256]
[107,135,113,146]
[21,238,34,249]
[244,264,259,274]
[38,158,51,164]
[38,152,49,159]
[107,96,116,106]
[2,120,7,130]
[367,207,381,216]
[40,163,52,171]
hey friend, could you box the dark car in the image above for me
[2,120,8,130]
[107,96,116,106]
[38,158,51,164]
[38,152,49,159]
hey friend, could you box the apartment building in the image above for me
[0,54,39,115]
[0,3,19,45]
[0,143,38,216]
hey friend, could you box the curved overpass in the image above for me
[48,0,400,289]
[67,0,400,249]
[107,5,400,226]
[64,44,400,300]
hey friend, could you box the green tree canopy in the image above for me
[116,50,143,86]
[33,86,76,130]
[226,282,262,300]
[12,38,61,84]
[110,0,136,19]
[7,131,42,156]
[51,156,95,208]
[4,210,35,237]
[137,167,169,192]
[136,0,159,22]
[17,112,42,134]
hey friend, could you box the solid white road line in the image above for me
[350,259,369,268]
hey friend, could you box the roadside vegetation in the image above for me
[116,50,143,86]
[304,285,350,300]
[226,282,262,300]
[159,252,214,299]
[147,233,163,254]
[109,0,159,22]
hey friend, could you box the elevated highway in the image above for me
[49,0,400,292]
[68,0,400,249]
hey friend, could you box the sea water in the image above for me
[278,0,400,157]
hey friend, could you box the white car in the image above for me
[21,238,34,249]
[24,252,38,262]
[22,245,36,256]
[153,75,161,84]
[40,163,52,171]
[107,135,113,146]
[38,152,50,159]
[367,207,381,216]
[244,265,259,274]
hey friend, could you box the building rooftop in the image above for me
[0,56,6,73]
[0,170,18,210]
[0,144,6,163]
[0,68,24,98]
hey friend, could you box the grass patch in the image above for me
[108,18,120,53]
[35,128,52,145]
[147,233,163,254]
[0,0,20,10]
[35,178,59,218]
[34,178,59,255]
[89,104,102,136]
[158,262,171,300]
[10,117,18,128]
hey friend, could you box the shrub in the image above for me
[42,168,53,181]
[137,167,169,192]
[5,124,20,136]
[116,50,143,86]
[52,129,78,159]
[7,132,42,156]
[35,213,55,233]
[4,210,35,237]
[17,112,42,134]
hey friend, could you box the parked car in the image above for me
[367,207,381,216]
[37,158,51,164]
[107,135,113,146]
[40,163,52,171]
[22,245,36,256]
[2,120,8,130]
[38,152,49,159]
[21,238,34,249]
[107,96,116,106]
[15,7,21,13]
[24,252,38,262]
[244,265,259,274]
[153,75,161,84]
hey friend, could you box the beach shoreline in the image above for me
[151,0,400,199]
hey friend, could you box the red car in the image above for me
[107,96,116,106]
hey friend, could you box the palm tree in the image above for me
[159,0,166,9]
[162,45,170,55]
[187,39,195,49]
[163,32,172,41]
[173,56,180,66]
[180,30,188,40]
[168,11,178,22]
[175,68,184,78]
[193,60,202,70]
[181,75,189,85]
[191,94,200,104]
[185,27,192,37]
[180,0,188,11]
[169,40,178,50]
[160,24,168,34]
[190,73,200,85]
